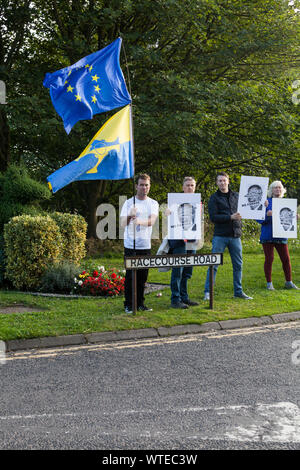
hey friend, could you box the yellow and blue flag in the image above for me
[47,105,134,193]
[43,38,131,134]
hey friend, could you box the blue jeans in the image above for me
[204,236,243,296]
[170,245,195,304]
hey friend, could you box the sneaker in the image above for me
[203,292,210,301]
[285,281,299,290]
[234,292,253,300]
[138,305,153,312]
[183,299,199,306]
[171,302,189,309]
[124,306,133,313]
[267,282,275,290]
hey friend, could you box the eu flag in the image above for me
[47,105,134,193]
[43,38,131,134]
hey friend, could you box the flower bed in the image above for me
[74,266,125,296]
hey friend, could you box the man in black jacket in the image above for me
[203,172,253,300]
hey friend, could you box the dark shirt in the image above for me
[208,189,242,238]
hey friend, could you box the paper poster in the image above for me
[272,198,298,238]
[167,193,201,240]
[237,175,269,219]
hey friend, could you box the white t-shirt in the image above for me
[121,196,159,249]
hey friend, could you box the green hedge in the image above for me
[50,212,87,264]
[4,215,61,290]
[3,212,87,290]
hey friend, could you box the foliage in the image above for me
[4,215,61,290]
[50,211,87,264]
[0,164,51,232]
[0,0,299,236]
[74,266,125,296]
[39,261,81,294]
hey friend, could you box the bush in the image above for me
[50,212,87,264]
[39,262,81,294]
[0,165,51,232]
[4,215,61,290]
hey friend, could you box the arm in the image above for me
[120,201,137,228]
[133,213,158,227]
[208,195,241,223]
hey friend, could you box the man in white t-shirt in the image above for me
[120,174,159,313]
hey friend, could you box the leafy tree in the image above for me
[2,0,300,236]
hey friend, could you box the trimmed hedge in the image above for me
[50,212,87,264]
[4,215,62,290]
[3,212,87,290]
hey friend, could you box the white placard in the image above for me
[272,198,298,238]
[167,193,201,240]
[237,175,269,219]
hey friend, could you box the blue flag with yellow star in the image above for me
[47,105,134,193]
[43,38,131,134]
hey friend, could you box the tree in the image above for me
[3,0,300,236]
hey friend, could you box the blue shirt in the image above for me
[256,198,287,244]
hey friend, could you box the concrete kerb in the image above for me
[4,311,300,352]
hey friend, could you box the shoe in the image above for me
[183,299,199,306]
[203,292,210,301]
[171,302,189,309]
[267,282,275,290]
[234,292,253,300]
[124,306,133,313]
[285,281,299,290]
[138,305,153,312]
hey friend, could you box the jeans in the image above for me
[204,236,243,296]
[170,245,195,304]
[124,248,151,308]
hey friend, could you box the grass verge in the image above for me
[0,248,299,341]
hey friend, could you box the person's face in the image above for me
[178,204,194,230]
[136,178,150,198]
[272,184,283,198]
[247,187,262,208]
[217,176,229,193]
[183,179,196,193]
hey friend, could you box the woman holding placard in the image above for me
[257,180,298,290]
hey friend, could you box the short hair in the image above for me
[183,176,196,185]
[136,173,151,184]
[216,171,229,182]
[267,181,286,198]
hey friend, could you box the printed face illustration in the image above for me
[280,208,294,231]
[178,203,195,231]
[245,185,263,209]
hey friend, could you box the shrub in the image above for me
[4,215,61,290]
[50,212,87,264]
[39,262,81,294]
[0,165,51,232]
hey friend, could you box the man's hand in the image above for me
[231,212,242,220]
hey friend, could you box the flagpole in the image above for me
[121,36,137,315]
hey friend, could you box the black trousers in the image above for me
[124,248,151,308]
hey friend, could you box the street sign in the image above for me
[124,253,223,312]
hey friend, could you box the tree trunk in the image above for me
[0,108,10,172]
[86,180,107,238]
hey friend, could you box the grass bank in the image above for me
[0,247,299,341]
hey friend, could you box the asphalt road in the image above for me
[1,321,300,451]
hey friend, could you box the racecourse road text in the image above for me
[125,253,222,269]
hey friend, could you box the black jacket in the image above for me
[208,189,242,238]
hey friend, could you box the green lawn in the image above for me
[0,247,299,341]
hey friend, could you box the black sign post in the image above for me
[124,252,223,311]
